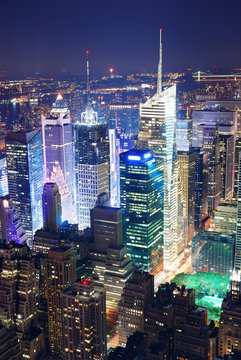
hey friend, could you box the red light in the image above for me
[160,28,162,31]
[86,50,89,54]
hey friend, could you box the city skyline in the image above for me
[1,0,241,77]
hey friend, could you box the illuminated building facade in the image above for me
[109,120,120,207]
[109,104,139,135]
[192,108,237,148]
[45,246,76,355]
[0,195,27,244]
[176,118,192,151]
[0,157,8,196]
[61,279,107,359]
[42,182,62,231]
[234,137,241,198]
[120,149,163,273]
[75,115,109,230]
[219,274,241,356]
[89,195,132,313]
[139,29,184,270]
[192,231,235,275]
[6,130,44,247]
[0,242,37,337]
[235,151,241,271]
[193,148,208,231]
[177,151,195,245]
[118,270,154,346]
[220,134,235,200]
[213,202,237,235]
[41,94,75,224]
[203,124,221,215]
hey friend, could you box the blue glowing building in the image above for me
[0,157,8,196]
[120,149,164,273]
[6,130,44,247]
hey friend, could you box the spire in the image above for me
[86,50,90,105]
[56,93,63,101]
[157,28,162,95]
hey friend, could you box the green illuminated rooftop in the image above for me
[171,272,230,322]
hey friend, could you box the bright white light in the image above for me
[128,155,141,161]
[144,152,151,159]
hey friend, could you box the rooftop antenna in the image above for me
[86,50,90,105]
[157,28,162,95]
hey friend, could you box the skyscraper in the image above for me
[41,94,75,224]
[118,270,154,346]
[75,52,109,230]
[42,182,62,231]
[139,29,184,270]
[0,242,37,336]
[0,195,27,244]
[89,194,132,313]
[120,149,163,273]
[6,130,44,247]
[109,119,120,207]
[218,273,241,356]
[203,123,222,215]
[0,157,8,196]
[177,151,195,245]
[61,279,107,359]
[219,134,235,200]
[45,246,76,355]
[235,151,241,271]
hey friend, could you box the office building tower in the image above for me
[235,151,241,271]
[234,138,241,198]
[219,273,241,356]
[75,53,109,230]
[0,157,8,196]
[203,124,222,214]
[45,246,76,355]
[0,195,27,244]
[118,270,154,346]
[120,149,163,273]
[118,134,138,154]
[176,118,192,151]
[89,194,132,313]
[220,134,235,200]
[177,151,195,245]
[42,182,62,231]
[109,104,139,135]
[21,328,46,360]
[0,242,37,336]
[61,279,107,359]
[109,120,120,207]
[139,29,184,270]
[41,94,75,224]
[205,98,241,138]
[6,130,44,247]
[0,325,22,360]
[192,108,237,147]
[192,231,235,275]
[213,202,237,235]
[193,148,208,231]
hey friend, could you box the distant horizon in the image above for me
[1,0,240,78]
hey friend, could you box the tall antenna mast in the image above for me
[157,28,162,95]
[86,50,90,105]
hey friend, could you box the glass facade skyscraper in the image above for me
[139,30,184,270]
[75,117,109,230]
[120,149,163,273]
[42,94,75,224]
[0,157,8,197]
[6,130,44,247]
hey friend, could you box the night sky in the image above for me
[1,0,241,77]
